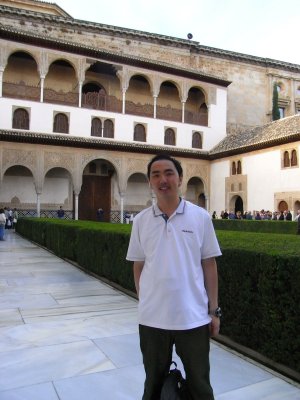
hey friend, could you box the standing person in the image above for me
[126,154,222,400]
[0,208,6,240]
[57,206,65,219]
[12,208,18,229]
[96,208,104,222]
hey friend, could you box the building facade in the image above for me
[0,0,299,221]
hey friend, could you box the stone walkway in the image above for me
[0,230,299,399]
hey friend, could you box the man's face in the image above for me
[149,159,182,200]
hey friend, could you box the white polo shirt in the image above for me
[126,199,222,330]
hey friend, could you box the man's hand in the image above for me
[209,315,220,337]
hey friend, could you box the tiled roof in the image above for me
[210,115,300,158]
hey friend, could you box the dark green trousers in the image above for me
[139,324,214,400]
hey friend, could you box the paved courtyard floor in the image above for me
[0,230,299,400]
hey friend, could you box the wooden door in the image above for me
[78,175,111,221]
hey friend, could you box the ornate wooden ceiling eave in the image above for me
[209,133,300,160]
[0,24,231,87]
[0,129,211,160]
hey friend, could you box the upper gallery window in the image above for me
[12,108,29,130]
[164,128,176,146]
[134,124,146,142]
[53,113,69,134]
[192,132,202,149]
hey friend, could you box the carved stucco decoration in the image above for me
[0,43,9,70]
[44,151,75,175]
[127,157,148,177]
[80,152,121,172]
[2,149,35,174]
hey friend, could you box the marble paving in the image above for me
[0,230,299,399]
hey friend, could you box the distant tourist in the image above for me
[57,206,65,219]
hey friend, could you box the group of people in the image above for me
[214,209,299,221]
[0,207,18,241]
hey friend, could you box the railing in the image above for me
[81,92,122,113]
[3,82,208,126]
[44,88,78,106]
[125,100,153,118]
[16,209,139,224]
[3,82,40,101]
[156,104,182,122]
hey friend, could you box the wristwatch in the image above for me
[209,307,222,318]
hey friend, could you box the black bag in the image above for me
[160,361,190,400]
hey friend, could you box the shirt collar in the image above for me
[152,197,185,218]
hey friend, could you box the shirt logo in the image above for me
[182,229,193,233]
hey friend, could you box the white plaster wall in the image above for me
[243,147,300,211]
[0,96,226,151]
[0,176,36,203]
[41,177,70,204]
[0,175,70,206]
[210,159,229,214]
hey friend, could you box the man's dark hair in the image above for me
[147,154,183,178]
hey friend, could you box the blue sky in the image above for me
[56,0,299,65]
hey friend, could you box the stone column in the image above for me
[122,89,126,114]
[181,101,185,123]
[40,75,45,102]
[0,69,3,98]
[120,192,124,223]
[78,81,83,108]
[153,95,157,119]
[74,193,79,220]
[36,192,41,217]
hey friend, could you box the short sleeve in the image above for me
[126,217,146,261]
[201,212,222,260]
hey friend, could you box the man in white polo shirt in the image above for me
[126,154,222,400]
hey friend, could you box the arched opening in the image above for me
[185,87,208,126]
[3,51,40,101]
[82,82,106,109]
[294,200,300,217]
[186,177,205,207]
[79,159,116,221]
[157,81,181,122]
[125,173,150,218]
[0,166,35,213]
[42,168,72,217]
[235,196,243,214]
[44,59,77,106]
[126,75,153,117]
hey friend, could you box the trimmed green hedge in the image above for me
[213,218,298,235]
[16,218,300,373]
